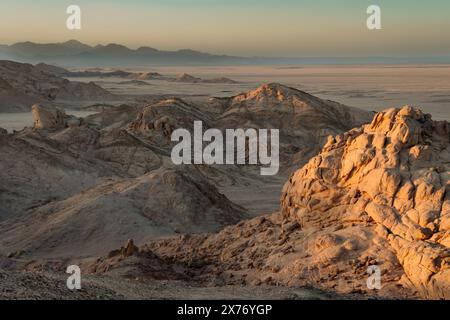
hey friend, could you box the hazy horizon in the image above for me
[1,0,450,58]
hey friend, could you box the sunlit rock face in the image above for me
[282,106,450,299]
[32,104,67,129]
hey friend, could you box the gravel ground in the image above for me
[0,269,348,300]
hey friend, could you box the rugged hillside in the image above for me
[0,60,115,111]
[0,103,245,258]
[101,106,449,299]
[0,166,246,258]
[172,73,237,84]
[281,106,450,298]
[126,83,372,173]
[213,83,373,170]
[0,83,380,292]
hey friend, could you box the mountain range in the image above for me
[0,40,252,67]
[2,40,450,67]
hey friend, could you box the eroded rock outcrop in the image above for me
[281,106,450,298]
[32,104,83,129]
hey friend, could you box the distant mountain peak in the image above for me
[62,39,86,46]
[104,43,129,49]
[0,40,249,66]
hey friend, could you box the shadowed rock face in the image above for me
[0,166,246,258]
[281,106,450,299]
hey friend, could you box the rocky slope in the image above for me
[0,100,246,258]
[281,106,450,299]
[36,64,237,85]
[96,106,449,299]
[0,83,372,257]
[0,60,115,111]
[213,83,373,170]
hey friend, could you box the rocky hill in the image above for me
[0,101,246,258]
[214,83,373,170]
[172,73,237,84]
[0,60,115,111]
[281,106,450,298]
[5,83,433,299]
[97,106,449,299]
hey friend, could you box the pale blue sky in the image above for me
[0,0,449,57]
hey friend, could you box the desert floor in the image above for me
[2,65,449,131]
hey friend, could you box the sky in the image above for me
[0,0,450,57]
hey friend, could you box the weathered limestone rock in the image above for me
[281,106,450,299]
